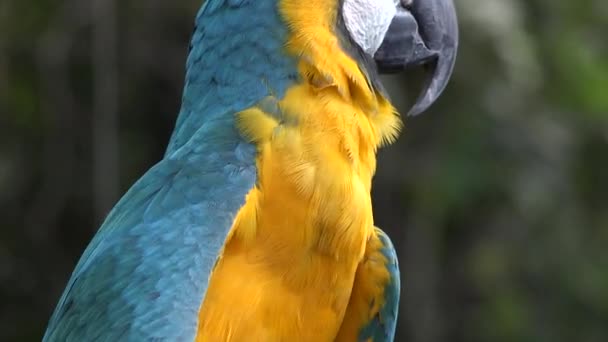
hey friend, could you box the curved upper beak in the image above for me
[374,0,459,116]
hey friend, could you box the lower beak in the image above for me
[374,0,459,116]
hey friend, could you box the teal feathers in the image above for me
[43,1,298,340]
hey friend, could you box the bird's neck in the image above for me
[165,0,399,159]
[280,0,389,111]
[164,0,299,158]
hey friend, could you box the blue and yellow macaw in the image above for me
[44,0,457,340]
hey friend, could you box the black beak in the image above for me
[374,0,458,116]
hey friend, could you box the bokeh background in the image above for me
[1,0,607,341]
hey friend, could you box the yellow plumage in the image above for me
[196,0,401,340]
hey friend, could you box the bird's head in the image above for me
[187,0,457,119]
[277,0,458,115]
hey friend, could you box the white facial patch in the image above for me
[342,0,399,55]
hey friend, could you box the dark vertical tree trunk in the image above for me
[91,0,120,223]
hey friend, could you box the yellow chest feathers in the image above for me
[234,81,399,259]
[196,81,400,341]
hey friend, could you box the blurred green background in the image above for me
[1,0,607,341]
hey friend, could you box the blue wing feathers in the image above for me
[360,229,401,342]
[45,156,257,341]
[44,0,298,340]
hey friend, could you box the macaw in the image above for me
[43,0,457,341]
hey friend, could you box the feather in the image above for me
[43,0,297,340]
